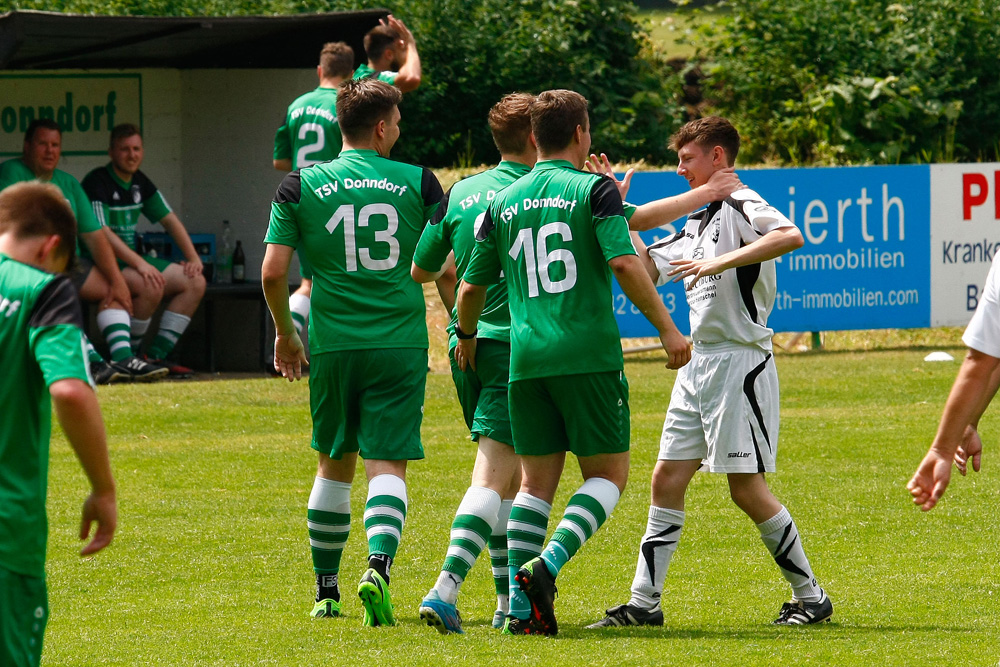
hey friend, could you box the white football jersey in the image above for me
[647,188,795,349]
[963,252,1000,358]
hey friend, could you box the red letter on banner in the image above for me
[963,173,988,220]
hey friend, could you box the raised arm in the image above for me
[387,15,421,93]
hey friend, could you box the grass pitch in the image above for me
[43,346,999,666]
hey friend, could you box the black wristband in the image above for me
[455,323,477,340]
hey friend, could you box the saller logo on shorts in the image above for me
[727,452,750,458]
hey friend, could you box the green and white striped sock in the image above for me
[434,486,501,605]
[97,308,132,362]
[489,498,514,611]
[507,492,551,620]
[364,474,407,562]
[307,477,351,602]
[84,335,103,363]
[540,477,620,577]
[289,293,310,337]
[130,317,151,354]
[147,310,191,360]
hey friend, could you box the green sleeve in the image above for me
[622,201,637,221]
[273,122,292,161]
[31,323,91,387]
[594,215,637,262]
[143,191,172,224]
[378,71,398,85]
[66,179,101,233]
[413,219,451,273]
[463,210,502,286]
[264,200,300,248]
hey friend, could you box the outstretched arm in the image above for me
[50,378,117,556]
[908,348,1000,510]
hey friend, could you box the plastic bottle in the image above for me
[217,220,234,283]
[232,240,246,283]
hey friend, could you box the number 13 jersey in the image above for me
[265,149,443,352]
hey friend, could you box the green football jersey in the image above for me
[0,159,102,235]
[353,64,398,85]
[464,160,636,381]
[273,87,343,171]
[0,255,92,577]
[81,164,172,250]
[412,160,530,348]
[265,148,443,353]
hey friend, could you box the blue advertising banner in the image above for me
[614,166,932,337]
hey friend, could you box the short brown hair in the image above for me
[0,182,78,267]
[24,118,61,144]
[363,24,398,61]
[336,78,402,143]
[488,93,536,155]
[670,116,740,166]
[530,90,588,154]
[320,41,354,80]
[109,123,141,148]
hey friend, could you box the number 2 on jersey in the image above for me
[326,203,399,271]
[509,222,577,297]
[296,123,325,168]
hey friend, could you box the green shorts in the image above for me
[449,338,513,446]
[310,348,427,461]
[509,371,630,457]
[0,564,47,667]
[297,248,313,280]
[117,254,173,273]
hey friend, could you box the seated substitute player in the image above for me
[0,182,117,667]
[353,14,422,93]
[455,89,692,636]
[262,78,445,627]
[83,124,206,376]
[587,116,832,629]
[410,92,537,634]
[273,41,356,339]
[0,119,165,383]
[908,252,1000,511]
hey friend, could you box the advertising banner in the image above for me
[614,165,932,337]
[0,73,142,156]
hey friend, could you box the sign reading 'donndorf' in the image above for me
[0,74,142,156]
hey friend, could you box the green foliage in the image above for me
[9,0,688,166]
[694,0,1000,165]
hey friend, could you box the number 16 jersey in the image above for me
[464,159,636,381]
[265,148,443,352]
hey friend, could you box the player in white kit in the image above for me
[588,116,834,628]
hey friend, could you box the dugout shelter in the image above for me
[0,9,390,369]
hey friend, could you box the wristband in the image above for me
[455,324,477,340]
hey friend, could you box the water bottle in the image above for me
[217,220,234,283]
[232,240,246,283]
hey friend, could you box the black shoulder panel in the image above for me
[590,176,625,219]
[28,275,84,330]
[274,171,302,205]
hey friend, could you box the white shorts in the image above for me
[658,341,779,473]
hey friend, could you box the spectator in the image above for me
[82,124,206,377]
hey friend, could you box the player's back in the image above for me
[268,149,442,353]
[282,87,342,170]
[0,256,87,575]
[479,160,631,381]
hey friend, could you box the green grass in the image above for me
[637,8,722,60]
[42,348,1000,665]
